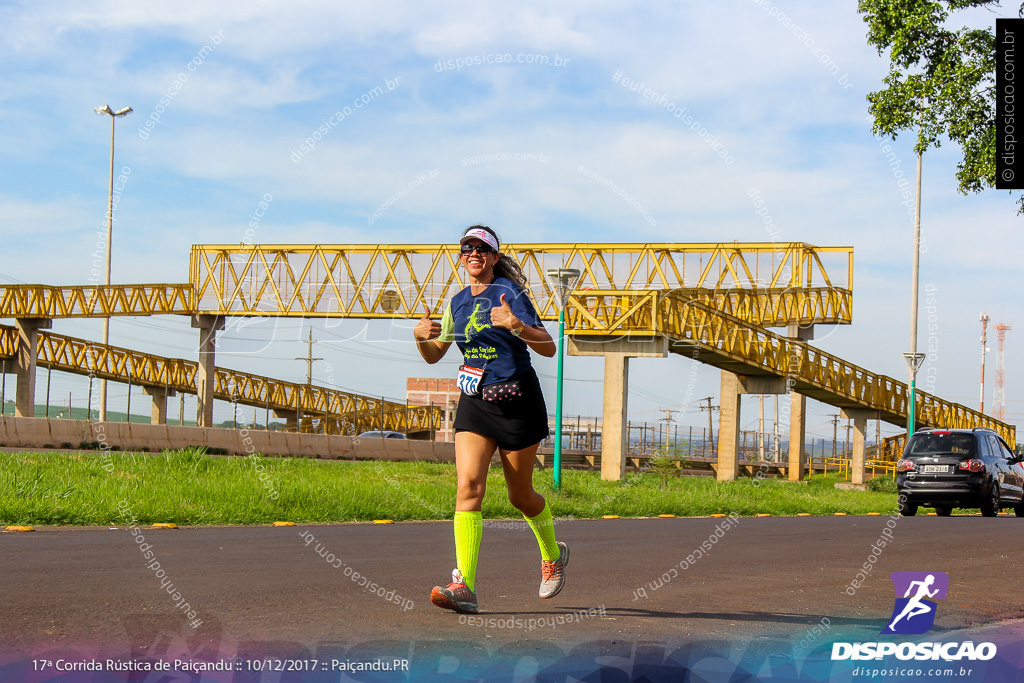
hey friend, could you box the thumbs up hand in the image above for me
[414,304,442,342]
[490,293,522,332]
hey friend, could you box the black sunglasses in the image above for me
[460,243,495,255]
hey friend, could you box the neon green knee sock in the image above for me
[453,510,482,592]
[525,502,559,561]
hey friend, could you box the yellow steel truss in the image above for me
[0,325,441,435]
[0,284,192,318]
[0,244,853,327]
[566,290,1015,446]
[189,243,853,323]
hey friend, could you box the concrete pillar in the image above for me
[191,315,225,428]
[785,323,813,481]
[788,391,807,481]
[787,323,814,341]
[842,409,873,485]
[15,318,51,418]
[600,353,629,481]
[717,373,788,482]
[143,386,176,425]
[274,409,299,432]
[568,336,668,481]
[717,372,742,482]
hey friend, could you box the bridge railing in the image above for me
[566,289,1015,446]
[0,325,442,435]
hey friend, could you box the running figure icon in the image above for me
[887,574,939,631]
[882,571,949,635]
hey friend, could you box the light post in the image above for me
[94,104,132,422]
[980,312,990,414]
[545,267,581,490]
[904,141,924,436]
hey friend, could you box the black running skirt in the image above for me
[454,367,549,451]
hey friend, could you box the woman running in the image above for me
[414,225,569,614]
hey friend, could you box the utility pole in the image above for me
[830,413,841,458]
[773,395,781,461]
[875,412,881,453]
[758,395,766,461]
[980,313,990,413]
[844,418,852,457]
[699,397,719,458]
[659,407,678,452]
[295,328,323,431]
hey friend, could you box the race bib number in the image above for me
[457,364,484,395]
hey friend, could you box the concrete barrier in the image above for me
[0,416,455,463]
[409,439,438,462]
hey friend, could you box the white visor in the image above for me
[459,228,499,252]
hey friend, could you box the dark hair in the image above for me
[463,225,528,289]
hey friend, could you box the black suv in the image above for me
[896,427,1024,517]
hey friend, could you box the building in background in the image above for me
[406,378,459,442]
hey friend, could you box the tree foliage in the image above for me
[858,1,1018,209]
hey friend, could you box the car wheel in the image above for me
[980,483,1000,518]
[1015,504,1024,518]
[898,497,918,517]
[934,506,952,517]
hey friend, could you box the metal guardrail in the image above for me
[817,456,897,480]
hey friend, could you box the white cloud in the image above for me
[0,0,1019,421]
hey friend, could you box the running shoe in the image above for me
[430,569,479,613]
[539,541,569,599]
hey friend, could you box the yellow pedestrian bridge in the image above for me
[0,242,1011,482]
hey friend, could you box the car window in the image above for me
[976,435,992,458]
[906,433,975,456]
[988,435,1009,460]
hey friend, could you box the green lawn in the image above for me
[0,448,901,526]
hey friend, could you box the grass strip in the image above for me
[0,448,902,526]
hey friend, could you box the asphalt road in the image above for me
[3,515,1024,679]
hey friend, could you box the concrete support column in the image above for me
[191,315,225,428]
[785,323,813,482]
[717,371,742,482]
[274,409,298,432]
[568,336,668,481]
[142,386,176,425]
[15,318,51,418]
[716,373,787,482]
[788,391,807,481]
[842,409,873,485]
[600,353,629,481]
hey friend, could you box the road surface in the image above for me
[2,515,1023,681]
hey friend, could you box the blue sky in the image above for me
[1,1,1021,438]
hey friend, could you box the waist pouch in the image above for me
[482,379,523,403]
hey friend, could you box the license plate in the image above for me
[921,465,949,474]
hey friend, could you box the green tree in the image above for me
[858,0,1021,211]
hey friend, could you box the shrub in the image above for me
[867,476,897,493]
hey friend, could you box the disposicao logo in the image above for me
[881,571,949,635]
[831,570,997,663]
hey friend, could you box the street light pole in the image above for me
[545,267,581,491]
[980,312,990,414]
[94,104,132,423]
[904,144,924,435]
